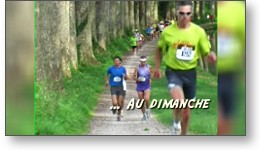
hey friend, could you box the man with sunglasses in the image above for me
[154,1,216,135]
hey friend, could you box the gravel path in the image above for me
[88,39,172,135]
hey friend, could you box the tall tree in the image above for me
[150,1,154,23]
[96,1,109,51]
[108,1,117,39]
[76,1,97,65]
[36,1,69,86]
[145,1,151,25]
[91,2,97,42]
[193,1,198,20]
[153,1,158,22]
[60,1,72,78]
[199,1,205,20]
[166,1,175,20]
[139,1,146,28]
[128,1,134,29]
[124,1,129,29]
[158,1,169,21]
[118,1,124,36]
[68,1,78,70]
[134,1,140,30]
[195,1,200,20]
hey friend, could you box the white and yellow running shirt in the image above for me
[158,22,211,70]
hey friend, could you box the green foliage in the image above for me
[94,35,131,64]
[35,31,132,135]
[125,28,135,37]
[35,65,111,135]
[158,1,169,20]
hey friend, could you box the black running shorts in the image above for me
[165,66,196,99]
[110,86,124,96]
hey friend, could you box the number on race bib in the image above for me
[176,46,195,61]
[113,76,121,82]
[138,76,146,82]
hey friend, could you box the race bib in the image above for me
[176,46,195,61]
[138,76,146,82]
[113,76,121,82]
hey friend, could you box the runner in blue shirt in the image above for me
[105,56,127,121]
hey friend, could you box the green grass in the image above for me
[35,33,132,135]
[149,58,218,135]
[35,66,104,135]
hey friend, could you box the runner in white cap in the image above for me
[133,56,153,121]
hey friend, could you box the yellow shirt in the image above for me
[158,22,211,70]
[130,36,138,46]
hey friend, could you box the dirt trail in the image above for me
[88,40,172,135]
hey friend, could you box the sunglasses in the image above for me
[178,12,192,16]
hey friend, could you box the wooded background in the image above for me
[34,0,217,135]
[35,1,216,87]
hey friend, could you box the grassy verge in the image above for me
[35,33,132,135]
[148,57,218,135]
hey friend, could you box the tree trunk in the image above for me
[158,1,168,21]
[69,1,78,70]
[134,1,140,30]
[172,1,177,21]
[153,1,158,22]
[117,1,124,36]
[199,1,205,20]
[166,1,174,20]
[145,1,151,25]
[75,1,87,34]
[76,1,97,65]
[150,1,154,24]
[36,1,66,85]
[108,1,117,39]
[195,1,200,20]
[91,2,97,42]
[96,1,109,51]
[60,2,72,78]
[139,1,146,28]
[124,1,129,29]
[128,1,134,28]
[193,1,198,20]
